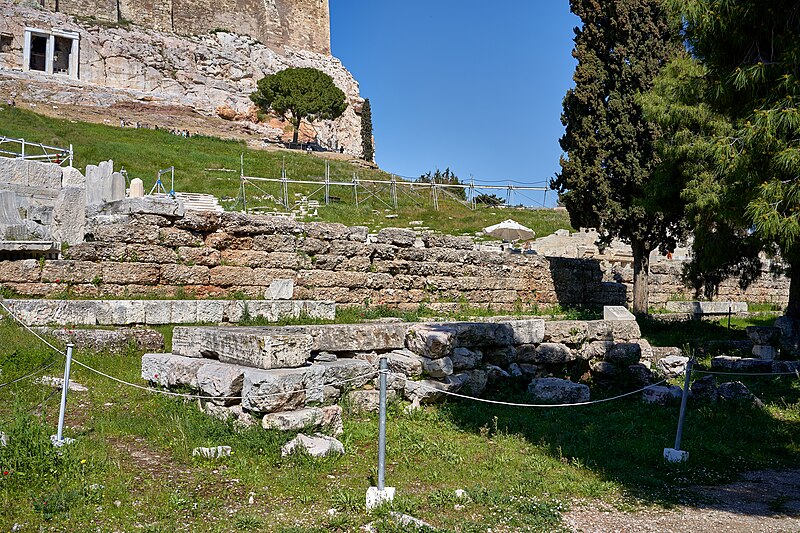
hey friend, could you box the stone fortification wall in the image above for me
[39,0,330,55]
[607,261,789,308]
[0,203,620,308]
[0,195,790,308]
[0,1,361,155]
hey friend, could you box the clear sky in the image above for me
[329,1,579,207]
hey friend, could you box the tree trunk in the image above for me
[787,267,800,319]
[631,240,651,316]
[292,119,300,145]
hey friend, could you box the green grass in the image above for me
[2,318,800,531]
[640,313,780,348]
[0,105,573,237]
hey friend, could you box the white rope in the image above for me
[412,377,674,408]
[0,299,64,354]
[693,369,800,377]
[71,357,379,401]
[0,356,61,390]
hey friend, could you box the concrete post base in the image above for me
[663,448,689,463]
[366,486,395,510]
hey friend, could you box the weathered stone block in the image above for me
[605,343,642,365]
[262,405,343,435]
[196,362,245,404]
[318,358,374,387]
[664,301,748,314]
[266,279,294,300]
[172,327,313,369]
[603,306,636,321]
[711,356,772,373]
[385,349,423,376]
[452,347,482,371]
[376,228,415,247]
[242,365,324,413]
[101,197,185,218]
[280,433,344,457]
[421,356,453,378]
[505,319,545,345]
[527,378,589,404]
[141,353,206,389]
[520,343,574,364]
[406,324,455,359]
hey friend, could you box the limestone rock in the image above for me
[451,347,482,371]
[421,356,453,378]
[266,279,294,300]
[318,358,374,387]
[241,365,324,413]
[603,306,635,321]
[604,343,641,366]
[690,375,718,403]
[172,327,313,369]
[717,381,759,404]
[642,385,683,405]
[281,433,345,458]
[376,228,415,247]
[192,446,232,459]
[385,349,423,376]
[527,343,574,364]
[656,354,689,378]
[405,324,455,359]
[262,405,343,436]
[711,356,773,373]
[527,378,589,404]
[746,326,781,346]
[196,363,245,405]
[344,389,398,412]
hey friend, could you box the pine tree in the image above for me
[553,0,682,314]
[360,98,374,162]
[667,0,800,317]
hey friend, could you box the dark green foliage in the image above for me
[360,98,374,162]
[418,167,466,200]
[250,67,347,144]
[553,0,683,313]
[665,0,800,315]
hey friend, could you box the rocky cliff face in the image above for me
[0,1,363,156]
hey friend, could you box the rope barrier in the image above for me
[0,356,61,391]
[71,357,379,401]
[692,369,800,377]
[0,299,64,354]
[412,377,674,408]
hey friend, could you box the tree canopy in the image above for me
[553,0,682,313]
[250,67,347,145]
[665,0,800,315]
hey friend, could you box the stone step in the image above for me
[172,323,410,354]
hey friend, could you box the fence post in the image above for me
[664,358,693,462]
[52,343,75,447]
[366,356,395,509]
[20,140,25,160]
[69,144,73,168]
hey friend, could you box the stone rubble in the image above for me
[280,433,345,458]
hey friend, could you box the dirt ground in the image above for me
[565,469,800,532]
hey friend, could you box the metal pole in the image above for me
[56,343,74,443]
[378,356,387,491]
[69,144,73,168]
[728,306,732,330]
[21,140,25,160]
[674,358,694,451]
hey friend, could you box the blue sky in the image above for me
[329,1,579,207]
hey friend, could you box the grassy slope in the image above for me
[0,106,572,237]
[1,315,800,531]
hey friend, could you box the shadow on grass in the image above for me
[441,375,800,511]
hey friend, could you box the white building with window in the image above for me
[22,27,79,80]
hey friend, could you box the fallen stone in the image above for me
[665,301,748,314]
[405,324,455,359]
[459,369,488,396]
[508,363,524,377]
[196,363,245,405]
[100,196,185,218]
[690,375,718,403]
[241,365,324,413]
[752,345,778,360]
[483,346,517,367]
[581,341,613,360]
[313,352,337,363]
[642,385,683,405]
[711,356,773,373]
[0,432,6,447]
[656,354,689,378]
[527,378,589,404]
[34,376,88,392]
[192,446,231,459]
[605,343,641,365]
[627,363,654,386]
[529,343,575,364]
[746,326,781,346]
[262,405,343,435]
[344,389,398,412]
[141,353,206,388]
[280,433,345,457]
[717,381,758,404]
[451,347,482,371]
[775,315,800,357]
[421,356,453,378]
[590,361,620,378]
[318,358,374,387]
[385,349,423,376]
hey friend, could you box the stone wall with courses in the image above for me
[0,209,622,309]
[605,261,790,307]
[38,0,330,55]
[0,1,361,156]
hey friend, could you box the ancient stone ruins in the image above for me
[0,0,365,156]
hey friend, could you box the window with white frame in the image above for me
[22,28,79,79]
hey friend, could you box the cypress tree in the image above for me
[361,98,374,162]
[553,0,682,314]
